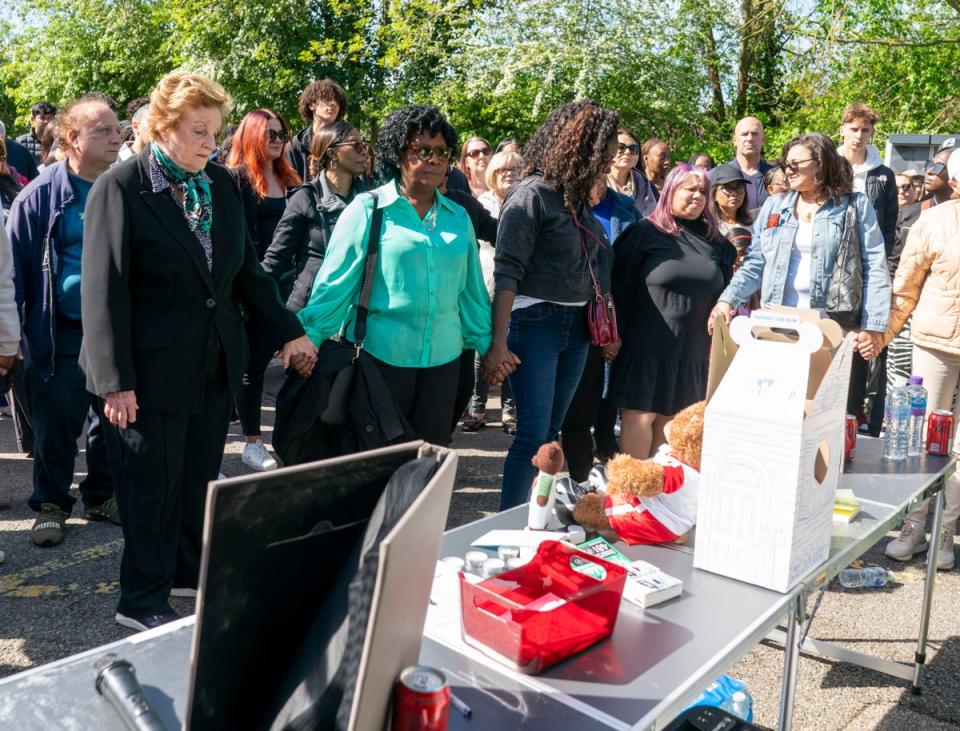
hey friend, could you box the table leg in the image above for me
[777,594,803,730]
[912,482,945,695]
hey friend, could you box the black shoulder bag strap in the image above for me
[352,192,383,348]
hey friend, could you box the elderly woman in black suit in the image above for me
[80,71,317,631]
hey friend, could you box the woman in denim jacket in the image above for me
[709,133,891,415]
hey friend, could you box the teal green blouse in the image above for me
[297,180,493,368]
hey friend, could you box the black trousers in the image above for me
[8,359,34,454]
[372,356,459,447]
[450,349,476,434]
[107,374,231,616]
[236,326,277,437]
[561,345,606,483]
[847,350,870,420]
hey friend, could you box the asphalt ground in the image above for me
[1,361,959,729]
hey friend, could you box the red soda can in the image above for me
[845,414,857,461]
[927,410,954,455]
[391,665,450,731]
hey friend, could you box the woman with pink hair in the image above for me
[608,163,736,458]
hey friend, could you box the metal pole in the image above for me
[777,594,803,730]
[912,482,945,694]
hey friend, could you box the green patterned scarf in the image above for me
[151,142,213,235]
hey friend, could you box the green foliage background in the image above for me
[2,0,959,161]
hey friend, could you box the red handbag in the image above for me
[573,210,619,347]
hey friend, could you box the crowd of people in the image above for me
[1,70,959,632]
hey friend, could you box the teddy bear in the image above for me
[558,400,706,545]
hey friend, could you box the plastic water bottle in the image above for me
[838,566,895,588]
[722,689,754,722]
[883,387,910,461]
[906,375,928,457]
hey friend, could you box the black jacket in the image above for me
[262,174,367,312]
[5,138,39,182]
[79,146,304,415]
[273,347,414,466]
[494,174,605,302]
[863,164,898,258]
[443,188,498,243]
[288,126,313,182]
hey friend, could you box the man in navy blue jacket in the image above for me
[6,94,122,547]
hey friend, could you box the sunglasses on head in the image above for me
[331,140,367,154]
[266,129,288,143]
[466,146,491,159]
[408,143,453,162]
[617,142,640,155]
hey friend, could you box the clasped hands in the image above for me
[281,335,319,378]
[481,342,521,385]
[854,330,884,360]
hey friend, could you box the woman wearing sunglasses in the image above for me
[262,121,369,313]
[482,100,620,510]
[459,137,493,197]
[709,133,891,396]
[606,128,659,216]
[226,108,302,471]
[297,105,492,447]
[611,164,734,459]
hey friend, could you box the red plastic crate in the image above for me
[459,540,627,674]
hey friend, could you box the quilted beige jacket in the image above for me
[885,200,960,354]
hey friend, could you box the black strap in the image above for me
[353,192,383,345]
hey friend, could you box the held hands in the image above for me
[707,302,734,334]
[482,342,521,386]
[105,390,138,428]
[855,330,884,360]
[280,335,319,379]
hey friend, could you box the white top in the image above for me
[512,295,588,311]
[784,220,814,309]
[476,191,500,298]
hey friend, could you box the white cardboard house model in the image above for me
[694,309,854,593]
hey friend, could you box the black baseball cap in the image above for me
[709,163,749,187]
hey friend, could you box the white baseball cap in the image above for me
[948,148,960,182]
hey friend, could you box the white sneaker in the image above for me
[937,527,956,570]
[885,520,928,561]
[241,440,278,471]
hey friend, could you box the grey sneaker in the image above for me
[32,504,68,547]
[885,519,928,561]
[85,496,121,525]
[241,440,278,471]
[937,527,956,571]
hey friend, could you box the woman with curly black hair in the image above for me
[297,105,492,446]
[482,99,620,510]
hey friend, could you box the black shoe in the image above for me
[115,608,181,632]
[461,412,487,432]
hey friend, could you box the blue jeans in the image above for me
[500,303,590,510]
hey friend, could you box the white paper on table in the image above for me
[424,561,630,731]
[470,529,571,549]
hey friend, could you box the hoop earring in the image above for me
[329,157,338,171]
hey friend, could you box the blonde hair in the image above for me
[484,150,523,190]
[147,71,232,139]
